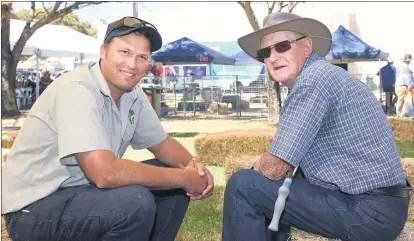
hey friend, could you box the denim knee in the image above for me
[226,169,255,194]
[106,185,156,229]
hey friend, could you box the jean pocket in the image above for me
[347,211,404,241]
[7,213,54,241]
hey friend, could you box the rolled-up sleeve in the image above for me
[268,85,329,167]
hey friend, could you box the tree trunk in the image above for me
[1,59,19,117]
[1,3,19,117]
[266,70,281,123]
[238,1,303,123]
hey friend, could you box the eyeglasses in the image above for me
[256,36,307,61]
[106,17,158,37]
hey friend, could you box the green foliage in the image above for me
[12,8,97,38]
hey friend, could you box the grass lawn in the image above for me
[396,140,414,158]
[121,133,414,241]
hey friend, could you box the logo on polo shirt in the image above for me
[128,110,135,124]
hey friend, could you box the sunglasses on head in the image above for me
[106,17,158,36]
[256,36,307,61]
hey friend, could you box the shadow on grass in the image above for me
[168,132,205,138]
[176,186,224,241]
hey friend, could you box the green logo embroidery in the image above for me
[128,110,135,124]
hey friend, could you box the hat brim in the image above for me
[238,18,332,62]
[106,26,163,52]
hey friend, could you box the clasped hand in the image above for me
[183,158,214,200]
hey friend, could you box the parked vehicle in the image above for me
[249,95,268,104]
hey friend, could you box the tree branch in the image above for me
[288,2,299,12]
[274,2,283,12]
[1,3,12,59]
[42,2,49,15]
[26,1,36,23]
[268,2,276,14]
[237,1,260,31]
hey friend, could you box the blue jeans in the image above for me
[222,169,410,241]
[5,159,189,241]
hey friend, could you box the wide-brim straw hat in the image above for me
[238,12,332,62]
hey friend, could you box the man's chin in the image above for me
[122,86,136,93]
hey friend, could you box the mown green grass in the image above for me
[396,140,414,158]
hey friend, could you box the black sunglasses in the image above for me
[256,36,307,61]
[106,17,158,37]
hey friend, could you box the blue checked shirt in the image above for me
[268,52,406,195]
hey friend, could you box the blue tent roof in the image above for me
[259,65,265,75]
[326,25,389,62]
[230,50,262,65]
[151,37,235,65]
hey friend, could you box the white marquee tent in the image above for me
[10,19,101,59]
[10,19,101,98]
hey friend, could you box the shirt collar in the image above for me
[288,51,325,91]
[89,62,138,101]
[301,51,324,71]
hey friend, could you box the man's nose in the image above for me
[125,56,138,69]
[267,48,281,63]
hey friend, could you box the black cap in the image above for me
[104,17,162,52]
[404,54,412,61]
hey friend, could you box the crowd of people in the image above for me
[378,53,414,117]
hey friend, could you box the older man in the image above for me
[222,12,410,241]
[2,16,214,241]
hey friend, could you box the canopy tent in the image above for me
[10,19,101,98]
[326,25,389,63]
[10,19,101,59]
[151,37,235,65]
[230,50,262,66]
[17,56,95,72]
[325,25,390,102]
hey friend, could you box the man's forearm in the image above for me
[149,136,194,168]
[98,157,186,190]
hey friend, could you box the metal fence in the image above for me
[146,74,285,120]
[146,73,382,120]
[15,72,381,118]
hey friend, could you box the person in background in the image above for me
[378,56,396,114]
[394,53,414,118]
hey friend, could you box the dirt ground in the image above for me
[2,113,274,134]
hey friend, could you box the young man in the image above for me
[2,16,214,241]
[222,12,410,241]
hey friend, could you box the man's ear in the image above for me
[100,44,107,60]
[304,37,313,57]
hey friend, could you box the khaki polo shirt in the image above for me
[2,62,167,214]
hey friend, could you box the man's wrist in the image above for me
[176,168,188,189]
